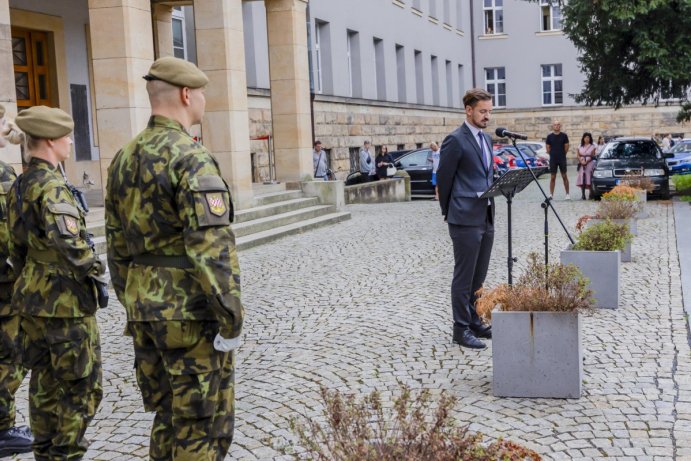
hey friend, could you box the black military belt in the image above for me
[132,254,193,269]
[27,248,59,264]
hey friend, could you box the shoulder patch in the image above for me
[205,192,227,217]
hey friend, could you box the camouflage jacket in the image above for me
[7,158,102,318]
[105,115,243,339]
[0,160,17,312]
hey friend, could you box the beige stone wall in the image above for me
[247,94,687,179]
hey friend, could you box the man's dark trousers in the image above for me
[448,205,494,329]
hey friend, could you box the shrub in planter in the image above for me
[290,385,542,460]
[476,254,593,398]
[621,176,655,193]
[576,214,635,260]
[572,219,632,252]
[602,184,640,202]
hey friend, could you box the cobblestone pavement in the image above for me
[8,173,691,461]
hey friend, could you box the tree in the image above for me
[541,0,691,122]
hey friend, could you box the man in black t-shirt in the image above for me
[546,120,570,200]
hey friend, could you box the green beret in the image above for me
[143,56,209,89]
[0,103,5,118]
[15,106,74,139]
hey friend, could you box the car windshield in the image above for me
[671,142,691,154]
[600,141,661,159]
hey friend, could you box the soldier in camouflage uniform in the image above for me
[0,103,33,456]
[105,56,244,461]
[7,106,104,460]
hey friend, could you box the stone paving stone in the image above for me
[7,175,691,460]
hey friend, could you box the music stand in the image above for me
[480,167,548,285]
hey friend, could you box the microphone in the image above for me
[495,127,528,141]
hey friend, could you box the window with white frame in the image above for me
[541,64,563,105]
[485,67,506,107]
[540,0,562,31]
[660,80,685,101]
[172,7,186,59]
[483,0,503,34]
[314,21,324,93]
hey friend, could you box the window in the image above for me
[446,60,453,107]
[347,30,362,98]
[399,149,430,167]
[373,38,386,100]
[172,7,186,59]
[660,80,685,101]
[414,50,424,104]
[315,21,324,93]
[397,144,405,150]
[431,55,440,106]
[458,64,465,106]
[396,44,406,103]
[541,64,563,105]
[349,147,360,172]
[443,0,451,25]
[412,0,421,11]
[416,143,423,149]
[540,0,562,31]
[456,1,463,29]
[12,28,52,108]
[483,0,503,34]
[485,67,506,107]
[429,0,437,18]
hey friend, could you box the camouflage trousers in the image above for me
[0,314,27,431]
[128,320,235,461]
[20,315,103,461]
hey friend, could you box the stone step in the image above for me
[253,190,304,207]
[252,182,287,195]
[236,211,351,251]
[232,205,336,238]
[234,197,320,224]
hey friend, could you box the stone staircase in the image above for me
[87,184,350,256]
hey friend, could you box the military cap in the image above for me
[0,103,5,118]
[15,105,74,139]
[143,56,209,89]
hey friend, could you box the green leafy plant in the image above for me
[573,220,633,252]
[476,253,593,319]
[672,174,691,196]
[291,385,542,461]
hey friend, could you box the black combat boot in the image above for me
[0,425,33,456]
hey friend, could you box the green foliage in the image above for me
[528,0,691,121]
[672,174,691,195]
[573,220,633,252]
[290,385,542,461]
[476,253,593,317]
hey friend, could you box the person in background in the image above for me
[313,140,328,180]
[427,142,441,200]
[595,135,606,156]
[576,132,596,200]
[359,140,374,184]
[375,145,393,180]
[546,120,570,200]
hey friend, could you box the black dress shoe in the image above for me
[470,324,492,339]
[0,425,33,456]
[453,329,486,350]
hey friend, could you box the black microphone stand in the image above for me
[507,138,575,289]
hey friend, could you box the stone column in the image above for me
[194,0,253,209]
[152,4,173,58]
[265,0,312,182]
[88,0,154,198]
[0,0,21,171]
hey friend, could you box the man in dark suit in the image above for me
[437,88,495,350]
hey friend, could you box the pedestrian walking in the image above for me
[576,132,596,200]
[0,103,33,457]
[437,89,495,350]
[105,56,244,461]
[546,120,571,200]
[7,105,104,460]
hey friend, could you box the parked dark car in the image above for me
[388,149,412,162]
[394,148,434,195]
[591,137,671,199]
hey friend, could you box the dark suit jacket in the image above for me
[437,123,495,226]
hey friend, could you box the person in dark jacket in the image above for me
[375,145,393,180]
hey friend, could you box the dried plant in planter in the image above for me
[596,198,638,219]
[476,253,593,321]
[622,175,655,192]
[572,219,632,252]
[602,185,639,202]
[291,385,542,461]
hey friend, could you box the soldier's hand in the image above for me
[213,333,241,352]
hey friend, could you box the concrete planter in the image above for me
[634,190,648,218]
[493,309,582,399]
[560,247,620,308]
[588,217,637,236]
[621,241,631,263]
